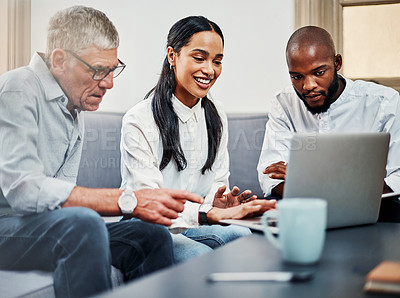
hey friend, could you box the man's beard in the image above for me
[295,71,339,115]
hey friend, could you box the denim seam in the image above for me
[183,234,225,246]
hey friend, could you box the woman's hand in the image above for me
[206,199,277,225]
[213,185,257,208]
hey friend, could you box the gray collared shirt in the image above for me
[0,52,83,215]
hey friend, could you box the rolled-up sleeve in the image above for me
[257,94,292,196]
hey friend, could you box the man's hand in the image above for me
[213,185,257,209]
[133,188,204,226]
[206,199,277,225]
[64,186,203,227]
[263,161,287,180]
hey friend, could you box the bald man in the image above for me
[257,26,400,199]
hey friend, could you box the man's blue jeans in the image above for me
[0,207,174,297]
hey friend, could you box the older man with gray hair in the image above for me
[0,5,203,297]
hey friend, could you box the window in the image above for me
[295,0,400,92]
[0,0,31,75]
[342,2,400,90]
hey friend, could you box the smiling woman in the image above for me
[169,31,223,108]
[145,16,226,175]
[120,16,275,263]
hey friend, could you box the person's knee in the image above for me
[146,224,172,247]
[112,219,173,255]
[145,224,174,262]
[174,244,212,263]
[134,221,173,252]
[53,207,109,253]
[184,225,251,248]
[110,220,174,279]
[213,225,251,244]
[172,234,212,263]
[225,225,252,239]
[58,207,105,232]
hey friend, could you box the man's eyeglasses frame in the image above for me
[65,49,126,81]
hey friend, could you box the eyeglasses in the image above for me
[65,50,126,81]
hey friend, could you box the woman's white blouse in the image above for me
[120,95,230,229]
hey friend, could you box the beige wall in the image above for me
[31,0,294,114]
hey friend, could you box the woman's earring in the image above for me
[170,64,174,70]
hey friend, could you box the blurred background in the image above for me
[1,0,399,114]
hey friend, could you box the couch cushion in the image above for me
[227,113,268,197]
[0,270,54,298]
[77,111,268,197]
[0,266,123,298]
[77,112,124,188]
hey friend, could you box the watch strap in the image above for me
[118,190,137,215]
[199,204,213,225]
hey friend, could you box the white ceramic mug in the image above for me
[262,198,327,264]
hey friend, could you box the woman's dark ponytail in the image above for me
[146,58,187,171]
[201,97,222,174]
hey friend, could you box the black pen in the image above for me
[205,271,313,283]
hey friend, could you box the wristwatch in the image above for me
[199,204,213,225]
[118,190,138,215]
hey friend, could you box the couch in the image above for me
[0,111,269,298]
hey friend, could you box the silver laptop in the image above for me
[221,132,389,231]
[283,132,389,229]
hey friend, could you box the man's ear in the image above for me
[334,54,342,72]
[50,49,68,75]
[167,46,176,68]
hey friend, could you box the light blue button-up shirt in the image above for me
[258,76,400,195]
[0,53,83,215]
